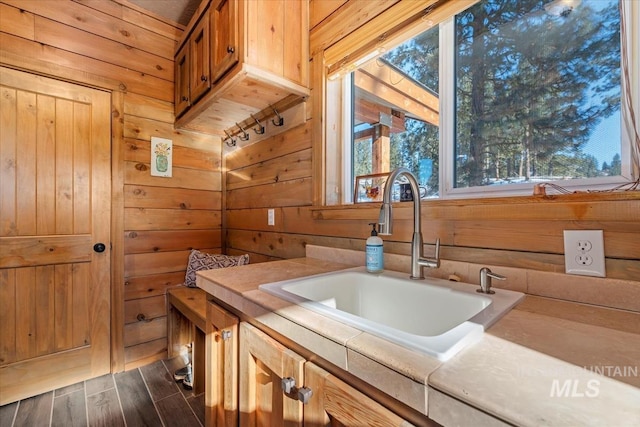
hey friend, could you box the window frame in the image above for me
[324,0,639,204]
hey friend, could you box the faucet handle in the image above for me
[434,238,440,261]
[478,267,505,294]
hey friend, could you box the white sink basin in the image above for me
[259,267,524,361]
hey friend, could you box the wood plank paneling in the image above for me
[227,149,312,190]
[0,235,91,268]
[124,185,221,210]
[3,0,175,59]
[124,115,219,151]
[227,178,313,209]
[124,208,221,231]
[123,338,166,369]
[309,0,399,56]
[33,16,173,81]
[123,317,167,348]
[124,229,221,254]
[0,85,17,236]
[310,0,349,30]
[226,0,640,296]
[124,139,220,171]
[124,295,166,324]
[225,121,312,170]
[124,271,186,301]
[124,251,194,278]
[1,0,221,369]
[0,3,34,39]
[123,93,174,123]
[0,32,173,101]
[124,162,221,191]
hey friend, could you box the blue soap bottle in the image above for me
[366,223,384,273]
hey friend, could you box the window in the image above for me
[335,0,637,202]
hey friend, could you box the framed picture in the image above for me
[354,173,389,203]
[151,136,172,177]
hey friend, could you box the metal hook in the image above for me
[270,105,284,127]
[236,122,250,141]
[223,129,236,147]
[250,114,265,134]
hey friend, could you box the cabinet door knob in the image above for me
[297,387,313,404]
[182,96,189,102]
[93,243,106,253]
[227,46,235,54]
[201,75,208,82]
[281,377,296,394]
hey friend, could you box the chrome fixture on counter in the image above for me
[378,167,440,280]
[478,267,506,294]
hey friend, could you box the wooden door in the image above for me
[303,363,413,427]
[206,300,239,427]
[211,0,239,83]
[239,322,304,427]
[190,9,211,103]
[0,67,112,405]
[175,42,191,117]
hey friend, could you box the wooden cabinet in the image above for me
[174,41,191,117]
[205,300,239,427]
[210,0,238,83]
[174,8,211,118]
[238,322,412,427]
[174,0,310,135]
[190,9,212,104]
[303,363,411,426]
[239,322,305,426]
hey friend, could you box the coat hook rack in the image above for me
[236,122,250,141]
[223,130,236,147]
[270,105,284,126]
[250,114,265,134]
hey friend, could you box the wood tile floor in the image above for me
[0,357,204,427]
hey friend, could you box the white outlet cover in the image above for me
[267,209,275,226]
[563,230,606,277]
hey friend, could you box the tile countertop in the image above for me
[196,252,640,427]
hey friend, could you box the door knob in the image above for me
[93,243,106,253]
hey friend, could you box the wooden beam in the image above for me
[354,70,438,126]
[354,97,406,133]
[371,124,390,173]
[360,60,439,114]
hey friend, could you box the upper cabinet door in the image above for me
[211,0,239,83]
[175,42,191,117]
[190,10,212,104]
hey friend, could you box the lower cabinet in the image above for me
[205,300,239,427]
[238,322,413,427]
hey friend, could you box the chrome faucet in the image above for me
[378,168,440,280]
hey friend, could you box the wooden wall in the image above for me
[224,1,640,295]
[0,0,222,370]
[1,0,638,376]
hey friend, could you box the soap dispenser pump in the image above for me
[366,223,384,273]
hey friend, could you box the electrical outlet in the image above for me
[267,209,275,226]
[563,230,605,277]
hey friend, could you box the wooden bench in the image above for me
[167,286,207,395]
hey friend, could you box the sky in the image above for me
[584,111,621,168]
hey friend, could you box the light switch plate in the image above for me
[563,230,606,277]
[267,209,275,226]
